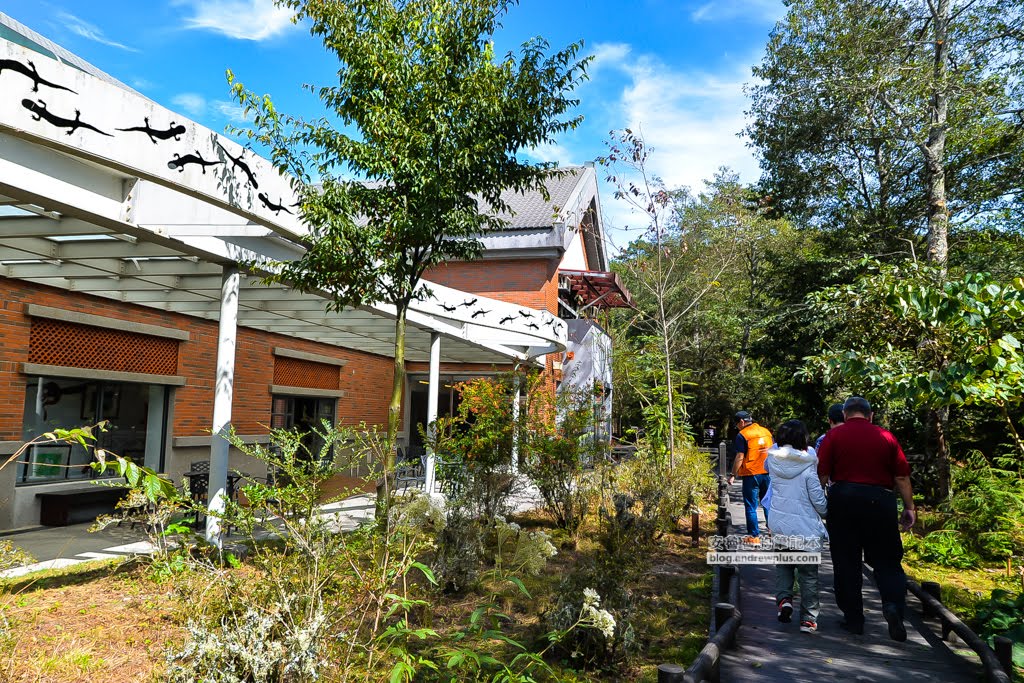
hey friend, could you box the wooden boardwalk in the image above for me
[717,484,984,682]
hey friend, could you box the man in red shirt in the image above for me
[817,396,916,641]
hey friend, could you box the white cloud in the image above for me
[525,141,574,165]
[586,44,764,246]
[132,78,156,90]
[589,43,631,74]
[213,100,250,123]
[171,93,206,117]
[57,12,138,52]
[690,0,785,24]
[174,0,298,41]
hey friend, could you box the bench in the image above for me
[36,486,128,526]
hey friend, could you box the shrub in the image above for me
[522,382,606,539]
[543,557,638,672]
[942,453,1024,560]
[975,589,1024,672]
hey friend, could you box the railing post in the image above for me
[921,581,942,618]
[717,441,727,480]
[691,510,700,547]
[715,603,736,647]
[994,636,1013,678]
[657,663,685,682]
[719,565,735,602]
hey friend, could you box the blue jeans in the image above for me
[741,473,770,537]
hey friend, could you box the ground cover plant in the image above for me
[0,391,717,682]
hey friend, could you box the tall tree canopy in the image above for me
[747,0,1024,267]
[229,0,589,461]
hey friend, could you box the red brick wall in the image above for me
[0,278,394,440]
[425,258,560,314]
[423,258,562,386]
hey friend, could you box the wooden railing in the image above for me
[908,579,1015,683]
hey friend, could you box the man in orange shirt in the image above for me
[728,410,773,543]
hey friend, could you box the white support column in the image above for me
[206,265,239,546]
[511,374,521,475]
[424,332,441,494]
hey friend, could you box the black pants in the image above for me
[826,482,907,624]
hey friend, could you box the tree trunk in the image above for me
[924,0,950,272]
[378,305,407,518]
[922,0,951,499]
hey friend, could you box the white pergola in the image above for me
[0,37,566,542]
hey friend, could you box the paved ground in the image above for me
[0,494,377,578]
[0,475,546,579]
[718,483,984,682]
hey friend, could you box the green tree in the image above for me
[227,0,589,489]
[802,262,1024,495]
[747,0,1024,267]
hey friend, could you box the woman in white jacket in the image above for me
[767,419,828,633]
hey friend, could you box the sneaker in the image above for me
[883,604,907,642]
[777,599,793,623]
[800,620,818,633]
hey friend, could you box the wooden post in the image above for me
[719,565,735,602]
[922,581,942,619]
[691,510,700,546]
[715,603,736,646]
[994,636,1013,678]
[657,663,685,682]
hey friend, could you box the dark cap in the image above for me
[735,410,752,421]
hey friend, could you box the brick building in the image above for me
[0,14,630,532]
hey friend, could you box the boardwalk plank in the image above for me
[717,484,983,682]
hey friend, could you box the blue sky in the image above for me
[2,0,785,247]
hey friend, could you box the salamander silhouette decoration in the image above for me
[1,59,76,94]
[21,99,110,136]
[440,303,458,313]
[460,298,478,308]
[258,192,293,215]
[526,322,540,330]
[168,151,220,173]
[217,142,259,189]
[117,117,186,144]
[471,309,490,318]
[499,315,515,325]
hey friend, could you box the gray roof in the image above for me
[0,12,145,98]
[493,166,586,229]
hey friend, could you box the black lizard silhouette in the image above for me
[168,151,220,173]
[471,309,490,318]
[440,303,458,312]
[1,59,76,93]
[526,322,540,330]
[117,117,186,144]
[518,310,535,318]
[499,315,515,325]
[22,99,111,136]
[258,192,294,215]
[461,298,478,308]
[217,142,259,189]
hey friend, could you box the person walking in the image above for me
[767,420,827,633]
[728,411,773,543]
[817,396,916,641]
[814,402,845,450]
